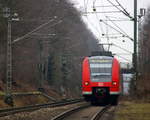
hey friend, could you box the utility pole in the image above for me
[134,0,137,79]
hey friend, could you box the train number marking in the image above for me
[98,83,104,86]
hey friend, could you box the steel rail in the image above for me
[91,105,111,120]
[51,103,90,120]
[0,98,84,117]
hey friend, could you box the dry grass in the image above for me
[115,101,150,120]
[0,93,50,108]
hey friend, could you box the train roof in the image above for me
[88,56,113,60]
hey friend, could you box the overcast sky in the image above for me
[71,0,150,65]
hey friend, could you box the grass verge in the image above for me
[114,101,150,120]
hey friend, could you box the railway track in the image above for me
[0,98,84,117]
[51,103,91,120]
[91,105,111,120]
[51,104,112,120]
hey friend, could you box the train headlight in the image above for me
[85,81,89,86]
[112,81,117,85]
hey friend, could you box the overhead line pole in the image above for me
[134,0,137,77]
[5,16,13,105]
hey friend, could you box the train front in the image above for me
[82,55,121,105]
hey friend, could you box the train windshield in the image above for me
[89,57,113,82]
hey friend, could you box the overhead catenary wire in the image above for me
[106,0,126,14]
[102,33,121,35]
[95,13,103,42]
[93,3,104,38]
[115,54,132,62]
[105,16,131,21]
[99,19,131,22]
[13,18,62,43]
[100,19,133,41]
[100,0,111,45]
[106,0,133,19]
[96,14,104,34]
[100,35,126,39]
[84,0,89,13]
[106,16,131,39]
[84,11,121,14]
[99,43,132,54]
[100,0,125,44]
[114,0,133,19]
[84,15,102,41]
[94,5,120,8]
[84,0,86,13]
[83,0,102,41]
[93,0,97,8]
[100,1,133,51]
[84,0,133,63]
[113,53,132,55]
[112,43,132,54]
[105,20,110,46]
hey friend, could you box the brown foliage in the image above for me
[138,8,150,97]
[0,0,102,96]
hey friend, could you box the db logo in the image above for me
[98,83,104,86]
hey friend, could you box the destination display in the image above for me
[90,59,112,63]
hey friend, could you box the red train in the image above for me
[82,52,122,105]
